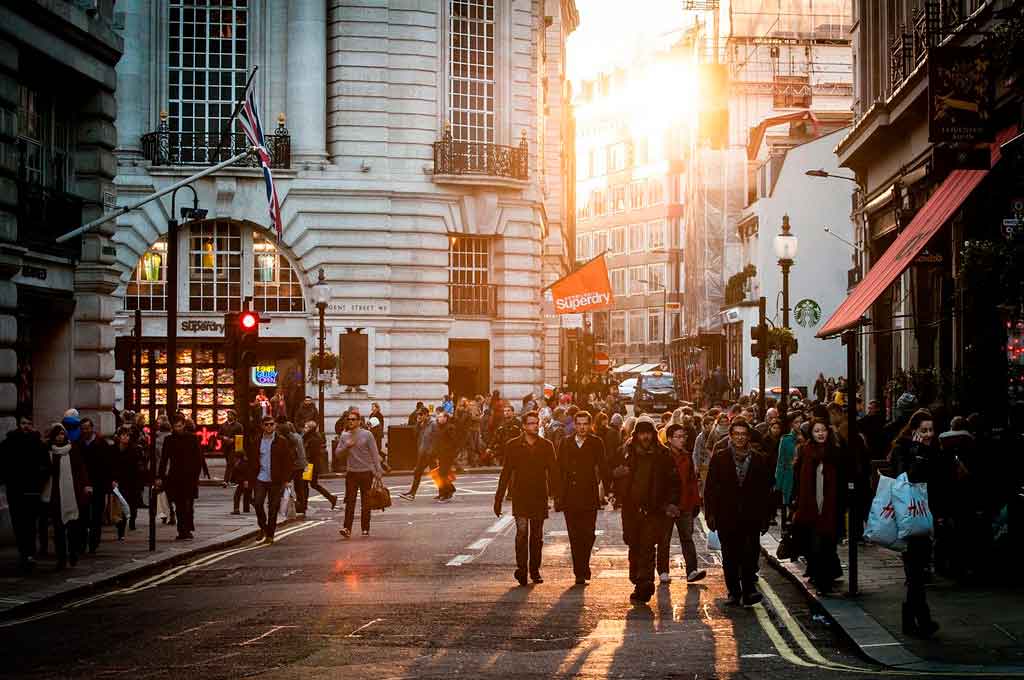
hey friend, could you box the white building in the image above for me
[108,0,577,439]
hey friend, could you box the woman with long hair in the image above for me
[791,418,845,593]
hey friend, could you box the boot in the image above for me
[901,604,918,635]
[915,603,940,638]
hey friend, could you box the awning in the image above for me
[818,130,1013,338]
[633,363,662,373]
[611,363,641,374]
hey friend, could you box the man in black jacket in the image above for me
[704,417,773,606]
[615,417,680,604]
[0,416,49,570]
[247,415,296,544]
[157,415,203,540]
[75,417,115,554]
[556,410,610,585]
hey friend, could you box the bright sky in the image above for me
[567,0,690,84]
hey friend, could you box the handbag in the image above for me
[775,525,804,561]
[302,463,314,481]
[706,529,721,551]
[367,477,392,511]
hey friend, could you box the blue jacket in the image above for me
[775,432,797,504]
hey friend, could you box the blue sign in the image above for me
[251,364,278,387]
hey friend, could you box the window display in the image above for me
[132,343,237,435]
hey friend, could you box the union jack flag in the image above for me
[237,86,283,240]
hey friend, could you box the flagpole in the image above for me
[210,65,260,164]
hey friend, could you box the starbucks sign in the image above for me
[794,299,822,328]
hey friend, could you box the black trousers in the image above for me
[233,483,252,512]
[291,472,309,514]
[85,491,107,552]
[806,532,841,589]
[625,512,664,599]
[407,454,434,497]
[719,529,761,597]
[309,465,336,505]
[903,535,932,615]
[8,495,38,562]
[514,516,544,576]
[344,471,374,532]
[172,492,195,535]
[254,481,283,538]
[51,509,78,566]
[564,509,597,579]
[437,454,456,499]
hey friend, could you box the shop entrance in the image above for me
[448,339,489,400]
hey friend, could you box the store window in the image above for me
[189,220,242,312]
[136,345,235,427]
[449,0,495,145]
[126,240,168,311]
[253,232,305,313]
[628,309,646,345]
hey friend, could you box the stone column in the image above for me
[0,38,19,434]
[286,0,328,165]
[114,0,152,159]
[74,87,121,434]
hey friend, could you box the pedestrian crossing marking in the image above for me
[596,569,629,578]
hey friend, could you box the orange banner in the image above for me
[547,255,614,314]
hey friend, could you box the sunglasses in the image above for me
[262,422,275,427]
[346,416,359,421]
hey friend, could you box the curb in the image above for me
[759,533,1024,674]
[0,521,288,622]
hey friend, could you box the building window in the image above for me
[594,230,608,255]
[168,0,249,145]
[612,185,626,213]
[126,240,168,311]
[669,310,681,340]
[629,223,646,253]
[648,308,663,344]
[628,266,646,296]
[649,178,664,205]
[611,311,626,344]
[611,227,626,254]
[253,232,305,313]
[17,86,74,190]
[610,268,625,296]
[133,344,236,428]
[629,181,646,209]
[189,220,242,312]
[449,0,495,145]
[648,219,667,251]
[575,233,591,260]
[647,262,667,292]
[449,234,493,315]
[592,189,606,216]
[608,142,626,171]
[628,309,645,345]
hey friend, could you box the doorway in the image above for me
[448,339,490,399]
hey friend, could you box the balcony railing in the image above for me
[449,283,497,317]
[141,115,290,169]
[433,128,528,181]
[18,181,83,258]
[889,0,944,94]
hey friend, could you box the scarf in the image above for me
[44,444,79,525]
[793,441,839,538]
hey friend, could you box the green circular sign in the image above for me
[794,299,822,328]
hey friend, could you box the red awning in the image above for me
[818,130,1014,338]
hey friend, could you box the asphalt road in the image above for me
[4,474,920,679]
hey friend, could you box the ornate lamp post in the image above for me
[773,215,798,417]
[312,268,331,434]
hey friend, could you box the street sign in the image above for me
[593,351,610,373]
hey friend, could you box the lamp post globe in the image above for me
[774,215,798,417]
[773,214,799,261]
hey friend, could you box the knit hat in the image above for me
[896,392,918,411]
[610,413,623,428]
[633,415,657,435]
[666,423,684,440]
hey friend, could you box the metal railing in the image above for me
[141,117,291,169]
[889,0,948,95]
[18,181,83,258]
[433,127,528,180]
[449,283,497,317]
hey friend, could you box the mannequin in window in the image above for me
[253,390,271,420]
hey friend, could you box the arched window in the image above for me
[253,232,305,313]
[126,239,168,311]
[189,220,242,312]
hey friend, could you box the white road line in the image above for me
[466,538,493,551]
[446,554,474,566]
[486,514,515,533]
[158,620,220,640]
[237,625,296,646]
[347,618,384,638]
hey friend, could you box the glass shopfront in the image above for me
[132,343,236,427]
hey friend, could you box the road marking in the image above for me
[238,625,296,646]
[347,618,384,638]
[466,538,493,551]
[596,569,629,578]
[159,620,220,640]
[546,530,604,537]
[446,554,474,566]
[486,514,515,533]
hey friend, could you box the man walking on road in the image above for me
[556,410,610,585]
[248,415,294,544]
[156,415,203,541]
[494,411,561,586]
[400,407,437,501]
[336,410,384,538]
[703,417,773,606]
[660,424,706,584]
[614,416,679,604]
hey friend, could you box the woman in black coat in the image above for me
[302,421,337,509]
[112,426,145,535]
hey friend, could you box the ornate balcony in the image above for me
[18,181,83,259]
[889,0,942,95]
[449,283,497,317]
[432,127,528,185]
[141,113,291,169]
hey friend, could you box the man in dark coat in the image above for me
[75,417,115,554]
[494,410,561,585]
[556,410,610,585]
[157,414,203,540]
[294,396,320,432]
[0,416,49,570]
[487,404,521,466]
[704,417,773,606]
[247,415,297,543]
[614,416,680,604]
[218,409,245,490]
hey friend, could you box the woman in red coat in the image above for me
[791,418,845,593]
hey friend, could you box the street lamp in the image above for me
[773,215,798,417]
[312,268,331,435]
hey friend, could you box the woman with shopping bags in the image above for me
[888,408,940,637]
[112,426,144,536]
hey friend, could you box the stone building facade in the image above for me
[110,0,577,436]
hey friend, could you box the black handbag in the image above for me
[776,525,803,561]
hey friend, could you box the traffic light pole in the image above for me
[757,296,766,418]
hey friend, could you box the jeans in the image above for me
[254,481,284,539]
[564,510,597,579]
[407,454,434,497]
[625,512,664,600]
[514,516,545,577]
[719,529,760,597]
[344,471,374,532]
[658,511,699,575]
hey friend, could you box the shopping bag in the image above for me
[892,472,933,540]
[776,525,806,560]
[104,493,123,525]
[156,490,170,519]
[864,474,905,550]
[367,477,392,511]
[706,530,721,551]
[302,463,314,481]
[113,487,131,518]
[278,484,297,522]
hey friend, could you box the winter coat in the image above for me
[75,435,115,497]
[47,443,90,509]
[158,432,203,500]
[416,419,438,458]
[495,434,561,519]
[556,434,610,512]
[111,443,144,495]
[432,422,459,464]
[791,441,845,540]
[774,432,798,505]
[303,430,329,475]
[295,402,320,429]
[544,419,567,454]
[670,447,702,513]
[247,432,297,485]
[618,439,680,518]
[0,429,50,497]
[704,445,773,536]
[598,424,622,469]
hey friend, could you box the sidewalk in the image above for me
[761,525,1024,672]
[0,484,312,620]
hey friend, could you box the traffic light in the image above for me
[237,310,260,369]
[750,324,766,358]
[239,310,259,333]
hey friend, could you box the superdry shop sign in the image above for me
[928,47,993,144]
[180,319,225,334]
[545,254,614,314]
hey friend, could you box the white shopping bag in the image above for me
[864,474,905,550]
[706,530,721,551]
[112,487,131,517]
[278,483,297,522]
[156,490,170,518]
[892,472,933,540]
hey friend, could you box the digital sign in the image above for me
[251,364,278,387]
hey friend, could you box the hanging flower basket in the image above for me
[308,350,339,384]
[766,326,798,354]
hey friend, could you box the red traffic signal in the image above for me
[239,310,259,332]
